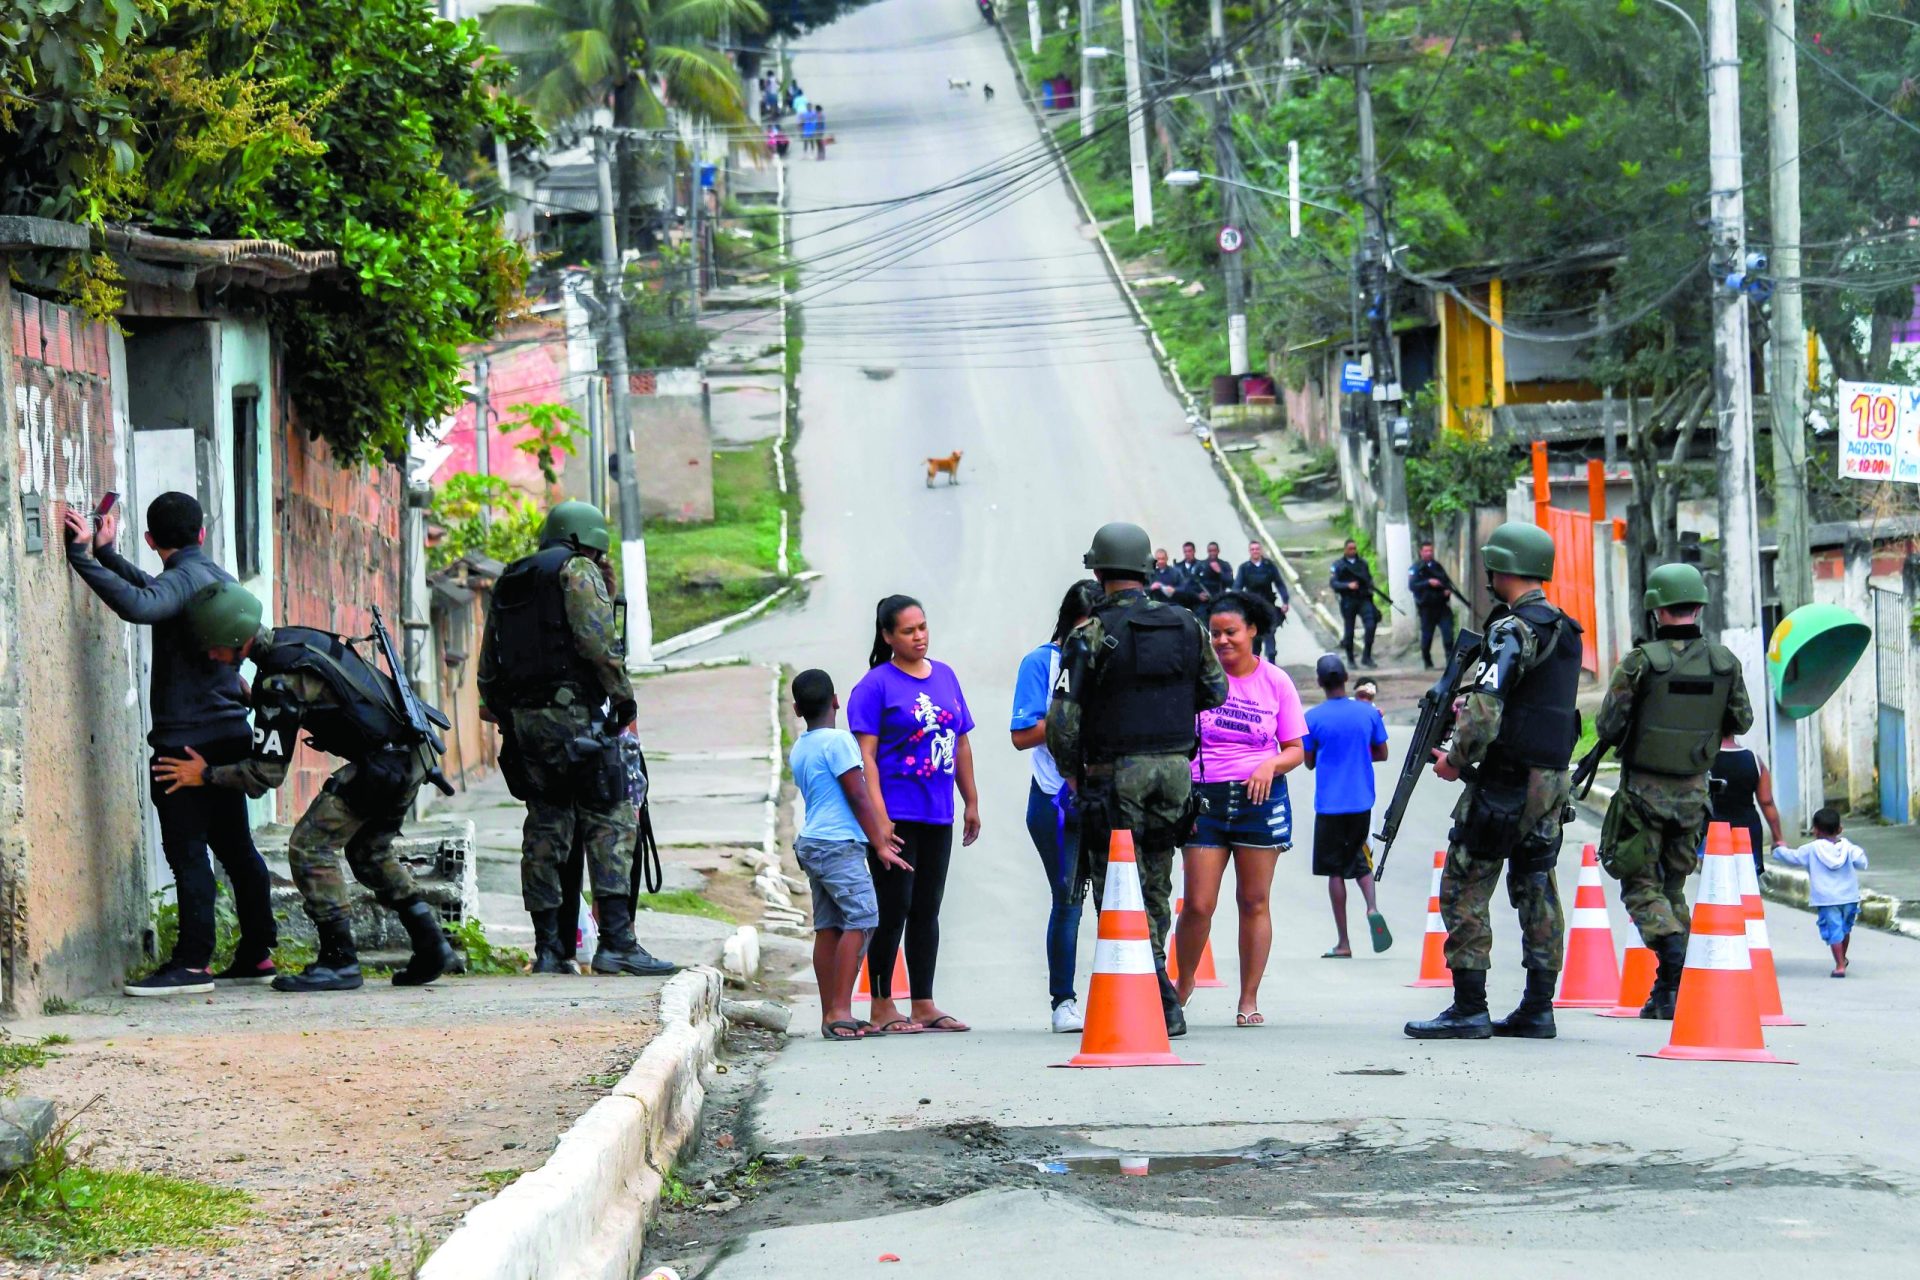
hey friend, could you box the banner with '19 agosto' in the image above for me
[1837,379,1920,483]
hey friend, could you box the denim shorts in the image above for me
[794,837,879,932]
[1189,779,1293,851]
[1816,902,1860,945]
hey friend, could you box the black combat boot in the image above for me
[1404,969,1492,1039]
[591,896,681,977]
[1161,981,1188,1039]
[1491,969,1559,1039]
[1640,934,1687,1021]
[272,918,363,993]
[530,909,572,975]
[393,900,463,987]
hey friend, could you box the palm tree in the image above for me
[485,0,767,249]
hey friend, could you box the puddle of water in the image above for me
[1026,1151,1286,1176]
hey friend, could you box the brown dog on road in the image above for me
[926,451,963,486]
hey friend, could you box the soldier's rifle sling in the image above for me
[1371,628,1483,881]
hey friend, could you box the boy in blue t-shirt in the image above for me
[789,669,908,1040]
[1303,654,1392,957]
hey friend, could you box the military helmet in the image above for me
[185,581,264,650]
[1479,522,1556,581]
[541,500,611,554]
[1082,521,1154,577]
[1644,562,1710,612]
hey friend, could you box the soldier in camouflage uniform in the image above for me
[479,502,676,978]
[156,583,462,993]
[1587,562,1752,1019]
[1048,522,1227,1038]
[1406,523,1582,1041]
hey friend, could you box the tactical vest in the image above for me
[481,545,604,711]
[1081,595,1205,762]
[1490,598,1584,771]
[1622,637,1739,776]
[251,627,415,761]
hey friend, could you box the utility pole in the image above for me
[1079,0,1095,138]
[1028,0,1042,55]
[473,355,491,531]
[1209,0,1248,377]
[1767,0,1816,826]
[1350,0,1413,641]
[688,157,704,320]
[593,129,654,664]
[1120,0,1152,230]
[1705,0,1766,730]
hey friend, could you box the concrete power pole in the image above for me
[1767,0,1817,827]
[1120,0,1152,230]
[593,130,654,665]
[1028,0,1042,55]
[1209,0,1248,377]
[1705,0,1767,730]
[1079,0,1095,138]
[1350,0,1413,642]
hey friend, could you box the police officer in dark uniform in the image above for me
[1330,539,1381,668]
[479,501,676,978]
[1405,522,1581,1040]
[1047,522,1228,1037]
[1409,540,1459,670]
[156,583,462,993]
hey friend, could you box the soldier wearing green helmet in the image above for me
[154,582,463,993]
[1406,520,1583,1042]
[1582,561,1752,1020]
[1047,521,1227,1039]
[478,501,677,978]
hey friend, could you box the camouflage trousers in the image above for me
[1439,774,1570,972]
[292,757,425,929]
[1603,784,1710,946]
[508,706,636,912]
[1078,753,1192,1005]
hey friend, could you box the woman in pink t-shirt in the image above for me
[1172,592,1307,1025]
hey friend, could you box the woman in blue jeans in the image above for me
[1010,580,1102,1034]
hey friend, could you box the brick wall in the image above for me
[274,402,403,815]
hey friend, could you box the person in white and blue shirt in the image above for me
[1010,580,1103,1033]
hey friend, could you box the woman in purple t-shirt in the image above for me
[848,594,981,1034]
[1172,592,1306,1026]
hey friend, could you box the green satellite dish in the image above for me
[1768,603,1871,720]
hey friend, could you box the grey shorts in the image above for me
[794,837,879,932]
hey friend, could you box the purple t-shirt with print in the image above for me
[846,659,976,825]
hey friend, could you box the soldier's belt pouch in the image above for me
[334,748,411,813]
[1597,792,1651,880]
[1452,781,1527,853]
[498,733,536,802]
[566,734,626,809]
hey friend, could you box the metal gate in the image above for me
[1873,585,1909,823]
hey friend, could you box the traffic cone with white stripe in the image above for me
[1166,898,1225,989]
[1055,830,1197,1068]
[1554,844,1620,1008]
[1732,828,1801,1027]
[1596,945,1657,1018]
[854,950,909,1003]
[1645,822,1792,1064]
[1408,850,1452,989]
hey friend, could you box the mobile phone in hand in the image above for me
[94,491,118,519]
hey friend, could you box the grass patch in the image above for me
[636,890,735,924]
[646,442,787,642]
[449,918,531,977]
[0,1035,60,1077]
[473,1169,522,1194]
[1227,449,1295,516]
[661,1172,699,1209]
[136,886,314,982]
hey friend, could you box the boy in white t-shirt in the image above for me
[789,669,908,1039]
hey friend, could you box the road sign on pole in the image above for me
[1217,224,1243,254]
[1341,361,1372,394]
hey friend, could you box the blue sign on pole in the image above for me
[699,162,718,189]
[1340,361,1372,394]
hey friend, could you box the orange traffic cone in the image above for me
[1554,844,1620,1008]
[1408,850,1451,988]
[1732,828,1801,1027]
[1055,830,1197,1068]
[1597,946,1657,1018]
[854,950,909,1002]
[1166,897,1225,988]
[1645,822,1792,1065]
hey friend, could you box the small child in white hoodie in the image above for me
[1772,807,1870,978]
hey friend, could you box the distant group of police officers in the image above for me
[1050,516,1750,1042]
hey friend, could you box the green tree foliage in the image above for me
[429,473,546,570]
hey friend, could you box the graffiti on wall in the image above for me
[9,292,116,511]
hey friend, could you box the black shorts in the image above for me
[1313,811,1374,879]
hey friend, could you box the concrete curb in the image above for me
[419,967,729,1280]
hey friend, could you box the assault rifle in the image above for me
[1372,627,1484,881]
[370,605,455,796]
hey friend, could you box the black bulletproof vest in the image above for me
[482,545,603,710]
[1491,598,1584,771]
[1081,594,1205,761]
[252,628,414,761]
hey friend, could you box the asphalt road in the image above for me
[674,1,1920,1274]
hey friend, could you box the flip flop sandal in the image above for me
[913,1015,971,1033]
[1321,948,1352,959]
[1236,1011,1265,1027]
[821,1020,866,1042]
[870,1019,923,1035]
[1368,911,1394,953]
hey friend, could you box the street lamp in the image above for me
[1163,167,1359,235]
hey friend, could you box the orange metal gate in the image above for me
[1531,443,1601,675]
